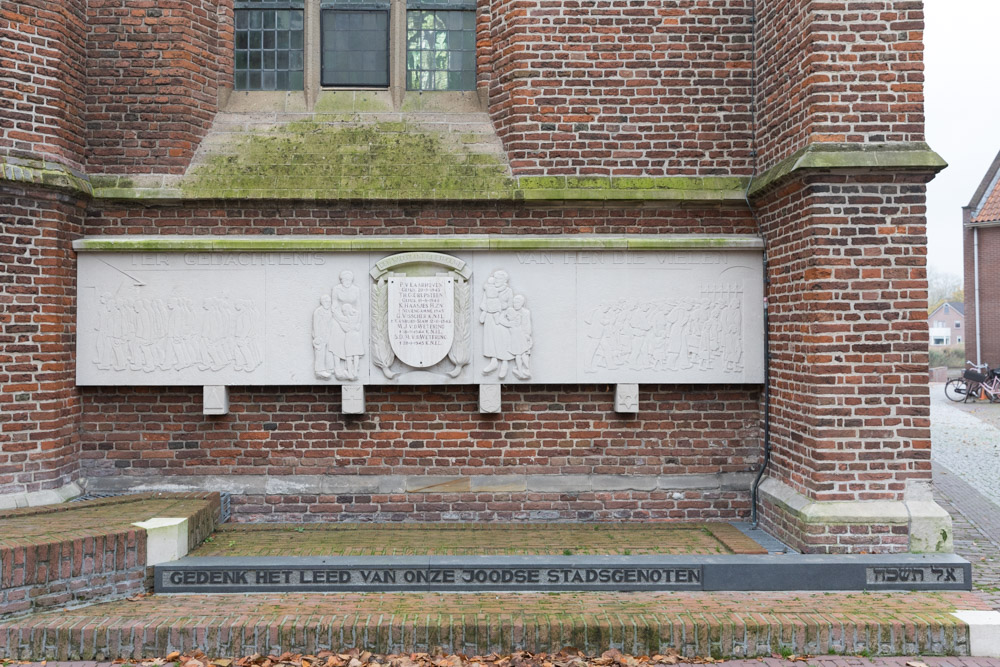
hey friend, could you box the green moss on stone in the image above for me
[181,120,517,200]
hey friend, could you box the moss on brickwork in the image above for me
[181,120,516,200]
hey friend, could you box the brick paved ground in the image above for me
[932,382,1000,430]
[933,465,1000,610]
[190,523,766,557]
[0,590,987,659]
[0,494,216,549]
[8,659,1000,667]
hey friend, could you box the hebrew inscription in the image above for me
[867,566,963,585]
[479,270,533,380]
[94,294,262,373]
[583,284,743,375]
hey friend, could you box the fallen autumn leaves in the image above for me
[88,645,813,667]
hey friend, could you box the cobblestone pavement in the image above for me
[932,380,1000,430]
[931,384,1000,611]
[930,386,1000,508]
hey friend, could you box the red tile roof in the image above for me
[973,175,1000,223]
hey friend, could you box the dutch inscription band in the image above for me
[160,564,704,592]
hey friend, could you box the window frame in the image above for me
[234,0,478,95]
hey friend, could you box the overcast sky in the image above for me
[924,0,1000,275]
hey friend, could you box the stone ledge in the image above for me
[71,234,765,253]
[0,482,83,511]
[748,141,947,196]
[758,477,954,553]
[83,472,757,496]
[0,154,93,196]
[5,143,945,203]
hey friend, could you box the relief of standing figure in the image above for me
[480,270,532,380]
[312,271,365,381]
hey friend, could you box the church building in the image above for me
[1,0,951,554]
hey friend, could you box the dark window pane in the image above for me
[321,9,389,87]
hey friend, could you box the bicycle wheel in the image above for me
[945,378,971,402]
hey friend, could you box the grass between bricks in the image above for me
[191,523,765,557]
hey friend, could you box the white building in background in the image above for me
[928,301,965,346]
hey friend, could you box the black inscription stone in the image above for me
[154,554,971,594]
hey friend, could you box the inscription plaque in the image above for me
[154,554,972,594]
[388,276,454,368]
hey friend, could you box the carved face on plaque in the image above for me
[387,276,455,368]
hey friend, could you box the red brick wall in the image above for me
[80,384,761,522]
[85,0,231,174]
[485,0,754,177]
[0,186,84,498]
[0,0,88,169]
[964,224,1000,367]
[755,174,932,506]
[78,202,761,522]
[84,202,758,236]
[755,0,926,172]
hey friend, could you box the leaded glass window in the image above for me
[234,1,305,91]
[406,0,476,91]
[321,4,390,87]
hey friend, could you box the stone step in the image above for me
[0,589,985,659]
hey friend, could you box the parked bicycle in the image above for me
[945,361,1000,403]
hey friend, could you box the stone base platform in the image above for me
[0,589,989,659]
[190,522,771,557]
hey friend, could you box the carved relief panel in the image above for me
[76,248,763,386]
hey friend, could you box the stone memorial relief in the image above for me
[313,271,365,381]
[479,270,533,380]
[370,252,472,381]
[93,293,263,374]
[76,248,764,386]
[583,284,744,376]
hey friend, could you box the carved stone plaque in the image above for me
[388,276,454,368]
[75,247,764,386]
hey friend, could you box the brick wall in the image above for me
[755,173,932,508]
[78,202,761,522]
[760,497,909,554]
[755,0,926,172]
[0,186,84,499]
[85,0,230,174]
[486,0,754,177]
[963,224,1000,367]
[0,493,220,618]
[0,526,146,618]
[84,202,758,236]
[0,0,88,169]
[80,384,760,522]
